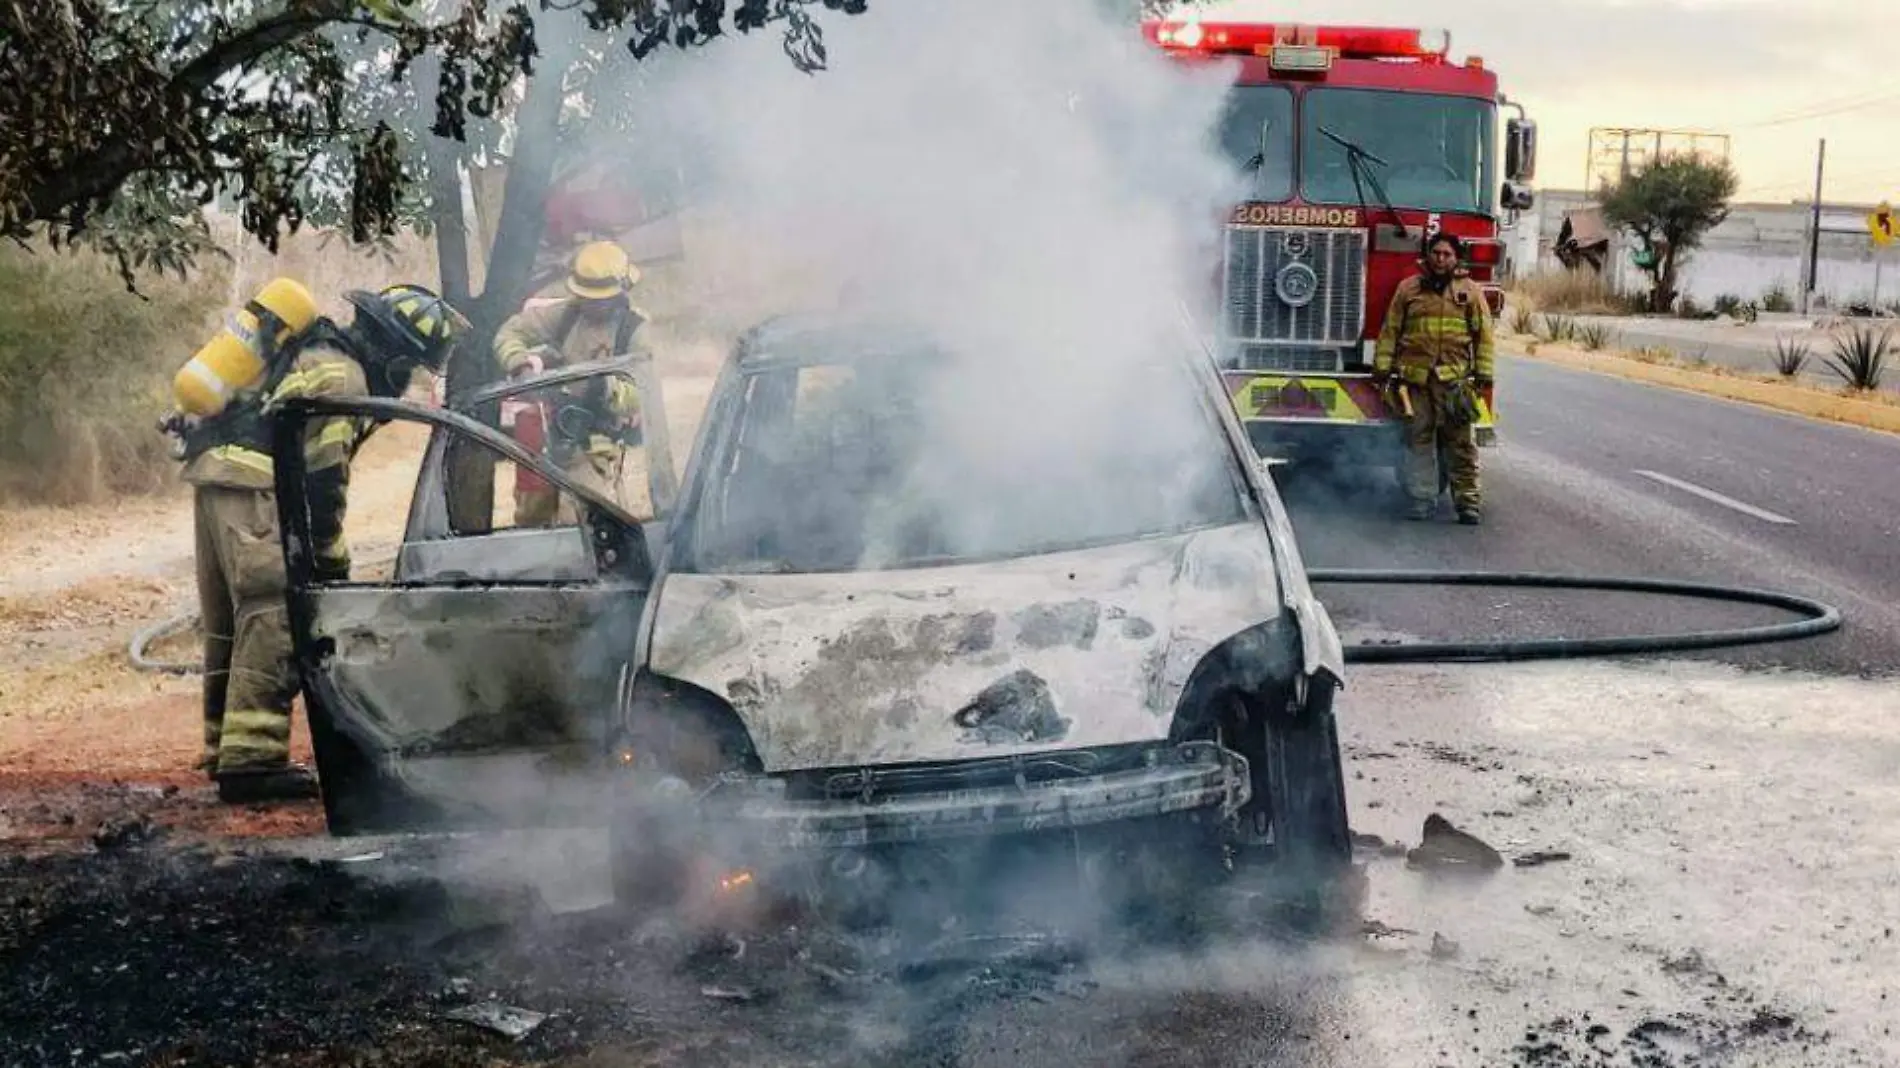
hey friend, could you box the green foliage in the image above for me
[1597,154,1739,313]
[0,0,866,287]
[1507,303,1538,335]
[1773,337,1811,377]
[0,244,227,503]
[1827,326,1891,391]
[1760,281,1795,313]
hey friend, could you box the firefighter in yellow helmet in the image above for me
[493,240,647,525]
[178,283,467,803]
[1373,230,1496,525]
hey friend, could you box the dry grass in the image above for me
[0,244,229,505]
[1509,268,1645,316]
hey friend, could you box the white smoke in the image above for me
[608,0,1260,570]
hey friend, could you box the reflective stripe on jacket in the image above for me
[181,343,373,491]
[1373,274,1496,385]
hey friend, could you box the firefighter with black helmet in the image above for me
[174,281,467,803]
[493,240,647,526]
[1372,229,1496,524]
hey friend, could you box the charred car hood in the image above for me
[646,523,1287,772]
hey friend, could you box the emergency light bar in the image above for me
[1143,20,1453,64]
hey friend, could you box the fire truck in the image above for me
[1143,18,1538,466]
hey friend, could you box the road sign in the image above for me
[1869,202,1894,246]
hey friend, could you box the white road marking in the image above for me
[1634,469,1797,526]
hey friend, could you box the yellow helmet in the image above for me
[568,241,638,300]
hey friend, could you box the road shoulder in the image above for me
[1507,340,1900,437]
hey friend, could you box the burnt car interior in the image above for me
[683,347,1256,576]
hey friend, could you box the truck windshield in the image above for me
[683,351,1253,574]
[1301,88,1495,215]
[1213,86,1294,200]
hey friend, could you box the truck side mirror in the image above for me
[1505,118,1538,183]
[1501,181,1535,212]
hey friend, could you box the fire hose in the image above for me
[1309,570,1841,664]
[129,571,1842,674]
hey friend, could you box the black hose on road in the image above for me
[125,573,1844,672]
[1310,569,1843,664]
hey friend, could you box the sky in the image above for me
[1177,0,1896,205]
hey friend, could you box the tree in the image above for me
[1597,154,1739,313]
[0,0,862,288]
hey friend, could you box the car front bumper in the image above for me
[697,740,1250,850]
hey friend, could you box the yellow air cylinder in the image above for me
[171,277,320,418]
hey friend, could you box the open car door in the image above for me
[271,357,680,835]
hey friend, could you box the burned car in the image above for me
[271,315,1350,905]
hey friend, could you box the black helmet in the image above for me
[344,284,470,373]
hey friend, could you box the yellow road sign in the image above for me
[1869,202,1894,246]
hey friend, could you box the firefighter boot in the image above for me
[1457,508,1483,526]
[216,763,320,804]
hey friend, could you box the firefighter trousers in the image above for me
[194,485,300,774]
[1401,380,1481,514]
[513,447,625,528]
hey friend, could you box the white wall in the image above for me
[1524,190,1893,308]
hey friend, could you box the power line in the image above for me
[1740,90,1900,129]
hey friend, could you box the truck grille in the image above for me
[1222,225,1367,364]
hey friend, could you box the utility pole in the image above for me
[1803,138,1826,315]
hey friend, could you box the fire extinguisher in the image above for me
[507,397,552,498]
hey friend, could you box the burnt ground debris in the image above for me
[0,819,1852,1068]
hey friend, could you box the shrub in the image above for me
[1578,322,1616,351]
[0,244,228,504]
[1772,337,1810,377]
[1713,293,1744,318]
[1511,268,1625,315]
[1760,281,1795,313]
[1507,303,1538,335]
[1539,313,1580,343]
[1826,326,1891,391]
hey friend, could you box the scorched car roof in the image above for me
[733,312,956,372]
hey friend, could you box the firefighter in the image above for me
[180,284,466,802]
[1372,230,1496,525]
[493,240,647,525]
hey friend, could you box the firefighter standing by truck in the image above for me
[1373,230,1496,525]
[493,240,647,526]
[170,280,466,802]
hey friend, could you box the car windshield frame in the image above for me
[1298,87,1496,216]
[668,344,1261,576]
[1214,84,1295,202]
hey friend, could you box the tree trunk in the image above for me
[1656,249,1680,314]
[442,35,576,532]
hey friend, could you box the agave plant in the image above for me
[1508,303,1538,335]
[1539,313,1577,343]
[1772,337,1811,378]
[1577,322,1616,351]
[1826,326,1892,391]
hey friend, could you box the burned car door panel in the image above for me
[271,393,656,834]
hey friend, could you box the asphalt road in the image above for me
[1280,352,1900,678]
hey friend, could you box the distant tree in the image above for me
[1597,154,1739,314]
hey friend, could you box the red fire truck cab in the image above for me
[1145,18,1537,465]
